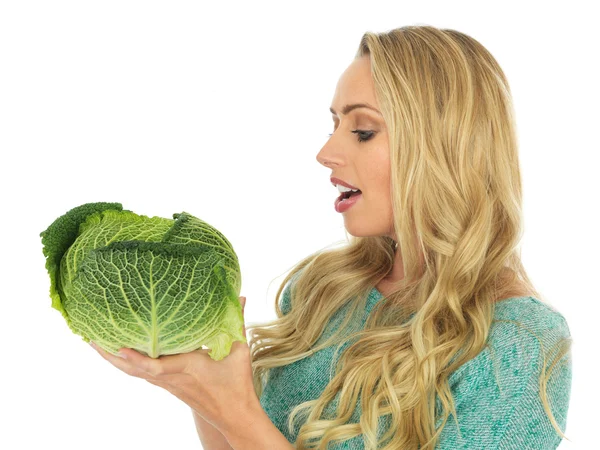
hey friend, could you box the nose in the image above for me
[317,153,336,168]
[316,143,338,168]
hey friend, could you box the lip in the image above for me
[330,177,360,190]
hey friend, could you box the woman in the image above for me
[93,25,572,449]
[251,25,572,449]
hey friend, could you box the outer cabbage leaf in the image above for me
[39,202,126,321]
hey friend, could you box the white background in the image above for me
[1,1,597,449]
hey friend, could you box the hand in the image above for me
[89,296,257,434]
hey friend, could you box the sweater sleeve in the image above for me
[495,318,573,449]
[326,303,572,450]
[435,309,573,450]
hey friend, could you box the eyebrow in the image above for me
[329,103,382,116]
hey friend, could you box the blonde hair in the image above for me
[247,25,572,449]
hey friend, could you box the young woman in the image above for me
[93,25,572,450]
[249,25,572,449]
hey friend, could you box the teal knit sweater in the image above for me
[259,278,572,449]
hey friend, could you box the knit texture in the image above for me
[259,278,572,449]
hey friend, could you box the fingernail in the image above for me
[118,351,128,359]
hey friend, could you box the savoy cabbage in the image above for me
[40,202,244,361]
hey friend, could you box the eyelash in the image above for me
[328,130,374,143]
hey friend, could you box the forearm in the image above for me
[222,401,294,450]
[192,409,234,450]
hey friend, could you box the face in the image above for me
[316,56,394,240]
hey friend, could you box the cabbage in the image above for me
[39,202,244,361]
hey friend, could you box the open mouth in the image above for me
[338,189,362,201]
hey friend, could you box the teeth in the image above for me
[336,185,360,193]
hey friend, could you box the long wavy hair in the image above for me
[247,25,572,449]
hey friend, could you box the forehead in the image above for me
[330,56,379,114]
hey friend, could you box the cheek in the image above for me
[364,149,390,186]
[366,191,393,219]
[366,168,391,202]
[364,168,393,216]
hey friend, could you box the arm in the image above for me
[192,408,234,450]
[216,276,296,449]
[496,335,572,449]
[222,399,295,450]
[435,311,572,449]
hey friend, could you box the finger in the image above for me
[90,341,128,362]
[91,342,189,378]
[146,378,188,405]
[145,378,172,390]
[144,377,187,400]
[120,348,193,377]
[90,342,147,378]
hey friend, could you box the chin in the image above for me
[343,222,379,238]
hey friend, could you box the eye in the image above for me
[327,130,375,143]
[353,130,375,142]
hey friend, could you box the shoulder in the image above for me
[449,297,571,385]
[490,296,571,349]
[435,297,573,448]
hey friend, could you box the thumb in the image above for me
[239,296,246,337]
